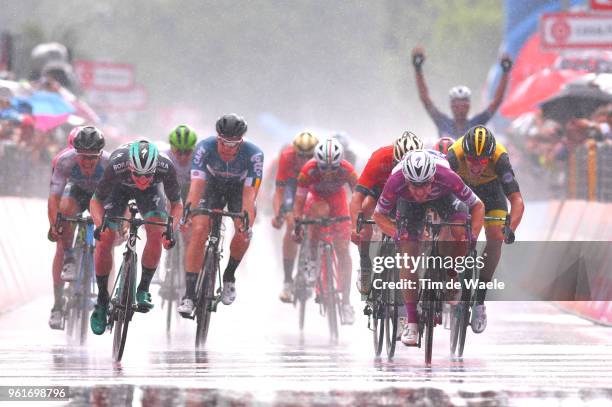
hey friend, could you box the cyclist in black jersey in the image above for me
[88,139,183,335]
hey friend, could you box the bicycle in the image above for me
[294,216,350,344]
[158,231,186,339]
[54,212,97,345]
[355,212,401,359]
[449,214,512,359]
[399,212,476,366]
[180,203,249,348]
[95,203,174,362]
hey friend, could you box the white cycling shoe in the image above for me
[279,282,293,303]
[177,298,195,316]
[221,282,236,305]
[48,309,63,330]
[341,303,355,325]
[400,322,419,346]
[60,259,76,281]
[471,304,487,333]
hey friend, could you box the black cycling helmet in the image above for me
[73,125,105,152]
[462,125,496,158]
[216,113,247,138]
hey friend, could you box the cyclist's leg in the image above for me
[91,188,125,334]
[281,181,298,284]
[180,183,217,313]
[135,184,169,309]
[327,189,352,304]
[57,185,89,281]
[221,183,252,305]
[357,194,377,294]
[396,200,426,345]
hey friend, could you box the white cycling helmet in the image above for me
[449,85,471,100]
[393,131,423,163]
[314,137,344,169]
[402,150,436,184]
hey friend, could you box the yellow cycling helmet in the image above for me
[292,131,319,155]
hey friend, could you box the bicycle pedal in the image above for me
[135,304,151,313]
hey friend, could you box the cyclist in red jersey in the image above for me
[293,137,358,324]
[272,131,319,303]
[433,136,455,156]
[349,131,423,295]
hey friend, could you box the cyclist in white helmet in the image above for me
[373,150,484,346]
[292,137,359,324]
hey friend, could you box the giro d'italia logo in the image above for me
[551,18,571,44]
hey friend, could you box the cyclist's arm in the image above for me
[272,184,285,218]
[495,153,523,231]
[47,194,61,227]
[372,211,395,238]
[349,190,367,232]
[414,66,441,118]
[469,200,485,239]
[48,159,69,226]
[507,192,524,232]
[185,177,206,213]
[89,195,105,228]
[241,186,258,228]
[485,68,510,115]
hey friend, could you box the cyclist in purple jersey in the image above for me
[47,126,108,329]
[373,150,484,346]
[411,46,512,139]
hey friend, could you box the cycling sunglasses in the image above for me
[217,136,242,148]
[409,179,433,188]
[131,171,155,180]
[317,163,340,171]
[175,149,193,156]
[466,155,489,165]
[77,151,102,161]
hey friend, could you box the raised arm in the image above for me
[486,54,513,115]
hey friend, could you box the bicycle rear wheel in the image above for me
[372,303,384,357]
[113,253,136,361]
[195,248,217,348]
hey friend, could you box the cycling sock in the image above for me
[138,265,156,292]
[185,272,197,299]
[63,248,75,261]
[223,257,240,282]
[52,284,64,309]
[405,302,418,324]
[475,282,489,305]
[283,258,295,283]
[96,275,110,306]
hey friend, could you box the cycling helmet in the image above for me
[393,131,423,163]
[67,126,81,148]
[292,131,318,155]
[449,85,471,100]
[462,126,496,158]
[128,139,159,174]
[73,126,105,152]
[433,137,455,155]
[314,137,344,168]
[169,124,198,151]
[402,150,436,184]
[216,113,247,138]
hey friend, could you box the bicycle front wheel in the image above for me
[372,303,384,357]
[195,248,217,348]
[323,245,339,344]
[384,267,400,359]
[113,252,136,361]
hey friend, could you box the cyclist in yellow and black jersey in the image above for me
[446,125,524,334]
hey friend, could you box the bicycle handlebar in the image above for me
[181,202,250,233]
[94,203,175,247]
[54,212,94,236]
